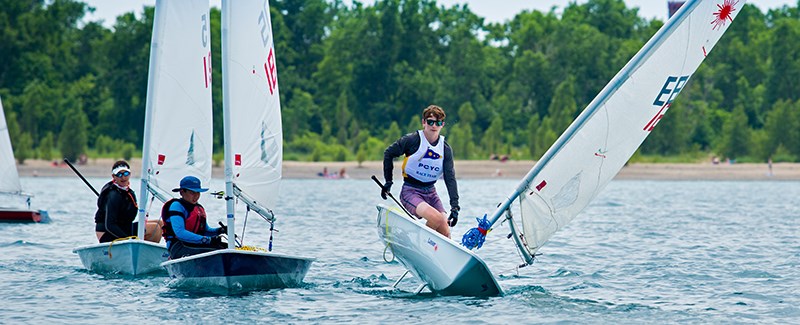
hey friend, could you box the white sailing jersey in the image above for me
[402,130,445,183]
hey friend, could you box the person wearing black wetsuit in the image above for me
[95,161,138,243]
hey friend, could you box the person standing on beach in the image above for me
[160,176,226,258]
[381,105,460,238]
[768,157,773,177]
[94,160,162,243]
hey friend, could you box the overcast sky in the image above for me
[82,0,797,28]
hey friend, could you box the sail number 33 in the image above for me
[644,75,689,131]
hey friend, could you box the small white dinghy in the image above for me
[376,0,745,296]
[162,0,313,293]
[161,248,313,293]
[74,0,214,275]
[376,204,501,296]
[72,240,169,275]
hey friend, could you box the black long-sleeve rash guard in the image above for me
[383,131,459,210]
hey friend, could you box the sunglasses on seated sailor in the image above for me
[114,171,131,177]
[425,119,444,126]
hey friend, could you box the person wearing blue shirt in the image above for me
[160,176,227,259]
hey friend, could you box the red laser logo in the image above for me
[712,0,738,30]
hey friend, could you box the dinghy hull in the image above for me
[73,239,169,275]
[161,249,313,294]
[0,209,49,223]
[376,204,502,296]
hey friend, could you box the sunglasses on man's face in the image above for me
[114,171,131,178]
[425,119,444,127]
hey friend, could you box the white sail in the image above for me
[141,0,213,198]
[159,2,313,290]
[74,0,209,274]
[0,97,23,195]
[222,0,282,211]
[513,0,745,253]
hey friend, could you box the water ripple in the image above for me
[0,178,797,322]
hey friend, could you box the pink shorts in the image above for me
[400,184,445,217]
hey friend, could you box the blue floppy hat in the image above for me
[172,176,209,193]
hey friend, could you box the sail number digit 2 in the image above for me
[644,75,689,131]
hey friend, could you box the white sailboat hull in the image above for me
[376,204,502,296]
[161,249,313,294]
[72,239,169,275]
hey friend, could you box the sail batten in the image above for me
[483,0,744,257]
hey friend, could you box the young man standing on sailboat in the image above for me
[161,176,227,258]
[382,105,460,238]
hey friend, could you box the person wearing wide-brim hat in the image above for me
[160,176,227,259]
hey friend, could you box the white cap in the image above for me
[112,166,131,175]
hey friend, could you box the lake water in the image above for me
[2,177,799,323]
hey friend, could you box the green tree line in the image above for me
[2,0,800,164]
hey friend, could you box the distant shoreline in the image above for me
[15,158,797,181]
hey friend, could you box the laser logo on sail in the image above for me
[712,0,739,30]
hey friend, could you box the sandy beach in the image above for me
[16,158,798,181]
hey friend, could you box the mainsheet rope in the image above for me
[382,209,395,263]
[107,236,137,259]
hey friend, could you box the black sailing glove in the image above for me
[218,222,228,235]
[210,235,224,247]
[448,207,459,227]
[380,181,393,200]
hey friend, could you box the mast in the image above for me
[221,0,236,249]
[136,0,168,240]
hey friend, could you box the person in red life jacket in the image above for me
[95,160,162,243]
[382,105,460,238]
[160,176,227,259]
